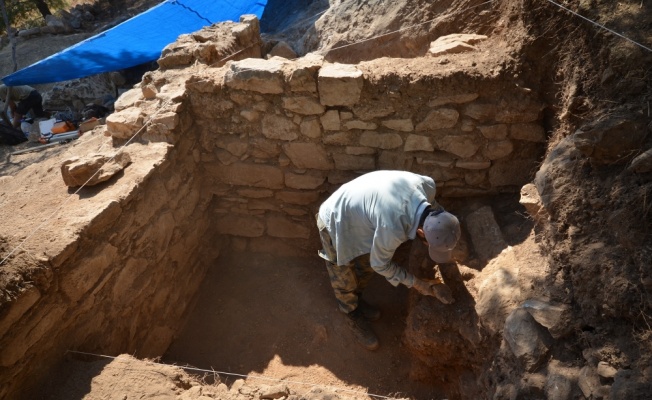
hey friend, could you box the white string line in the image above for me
[543,0,652,53]
[66,350,401,400]
[317,0,495,55]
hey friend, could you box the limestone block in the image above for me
[490,159,535,187]
[359,131,403,149]
[345,120,377,130]
[237,188,273,198]
[416,152,455,167]
[511,123,546,142]
[114,87,144,111]
[282,143,333,170]
[382,119,414,132]
[332,153,375,170]
[496,105,541,123]
[215,213,265,237]
[483,139,514,160]
[215,136,248,157]
[519,183,549,223]
[478,124,508,140]
[456,160,491,169]
[522,298,573,339]
[106,107,144,139]
[352,102,395,120]
[300,117,321,138]
[465,206,507,261]
[464,170,487,186]
[404,135,434,152]
[250,138,280,159]
[260,384,290,399]
[318,63,363,106]
[341,111,353,120]
[428,34,487,57]
[276,190,319,205]
[284,172,326,189]
[476,264,520,333]
[346,146,375,155]
[323,132,356,146]
[428,93,479,107]
[267,215,311,238]
[628,147,652,173]
[241,110,260,122]
[321,110,340,130]
[464,103,497,122]
[209,163,284,189]
[282,96,325,115]
[437,135,480,158]
[268,41,297,59]
[224,58,284,94]
[415,108,459,131]
[597,361,618,379]
[287,52,323,92]
[504,308,553,372]
[461,119,475,132]
[261,114,298,141]
[61,152,132,187]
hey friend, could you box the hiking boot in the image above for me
[345,309,380,351]
[357,299,381,321]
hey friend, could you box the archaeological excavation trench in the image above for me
[0,18,549,400]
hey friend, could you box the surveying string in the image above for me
[543,0,652,53]
[66,350,401,400]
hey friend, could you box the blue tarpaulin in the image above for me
[2,0,267,86]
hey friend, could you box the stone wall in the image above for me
[178,54,544,252]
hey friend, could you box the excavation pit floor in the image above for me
[162,251,445,400]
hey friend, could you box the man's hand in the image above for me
[412,279,455,304]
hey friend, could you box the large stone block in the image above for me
[382,118,414,132]
[284,172,326,189]
[318,63,363,107]
[282,96,325,115]
[415,108,459,131]
[320,110,340,130]
[332,153,375,170]
[209,163,284,189]
[299,117,322,138]
[282,143,333,170]
[359,131,403,149]
[224,58,285,94]
[465,206,507,261]
[483,139,514,160]
[61,152,132,187]
[428,93,479,107]
[404,135,434,152]
[261,114,299,141]
[352,102,395,120]
[437,135,481,158]
[504,308,553,372]
[106,107,144,139]
[522,298,573,339]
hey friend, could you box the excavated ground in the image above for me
[1,0,651,399]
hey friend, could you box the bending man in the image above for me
[316,170,461,350]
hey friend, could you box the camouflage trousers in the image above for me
[316,214,375,314]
